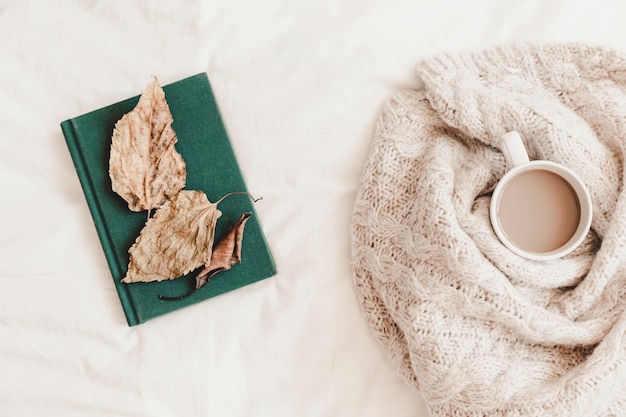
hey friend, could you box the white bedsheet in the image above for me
[2,1,626,416]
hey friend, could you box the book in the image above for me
[61,73,277,326]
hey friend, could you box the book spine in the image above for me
[61,120,140,326]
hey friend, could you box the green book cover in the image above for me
[61,73,276,326]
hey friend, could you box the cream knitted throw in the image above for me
[351,43,626,416]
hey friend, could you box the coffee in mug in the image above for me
[490,132,592,261]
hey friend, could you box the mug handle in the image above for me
[501,131,530,168]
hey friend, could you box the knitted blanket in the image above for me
[351,44,626,416]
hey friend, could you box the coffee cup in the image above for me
[490,131,592,261]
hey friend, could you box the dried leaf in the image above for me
[121,190,221,283]
[109,77,186,212]
[194,212,252,290]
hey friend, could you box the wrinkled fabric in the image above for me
[4,1,626,416]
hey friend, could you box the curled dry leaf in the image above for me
[159,211,252,301]
[121,190,221,283]
[194,211,252,290]
[109,77,186,212]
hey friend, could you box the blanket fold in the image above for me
[352,43,626,416]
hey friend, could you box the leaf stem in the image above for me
[215,191,262,206]
[158,267,225,301]
[158,287,198,301]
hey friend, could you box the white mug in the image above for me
[490,131,592,261]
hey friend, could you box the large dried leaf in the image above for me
[121,190,221,283]
[109,77,186,212]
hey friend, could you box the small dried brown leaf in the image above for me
[109,77,186,212]
[121,190,221,283]
[195,212,251,290]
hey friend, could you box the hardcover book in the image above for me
[61,73,276,326]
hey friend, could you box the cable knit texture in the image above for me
[351,43,626,416]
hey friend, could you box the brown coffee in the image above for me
[496,169,581,253]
